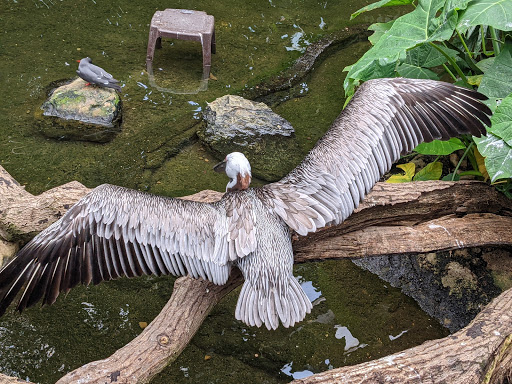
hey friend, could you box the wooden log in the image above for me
[1,164,511,383]
[293,180,512,260]
[0,374,34,384]
[294,213,512,260]
[0,165,90,243]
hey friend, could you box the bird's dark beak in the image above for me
[213,159,227,173]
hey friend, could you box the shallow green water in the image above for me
[0,1,449,383]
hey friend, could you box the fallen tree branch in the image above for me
[0,165,511,383]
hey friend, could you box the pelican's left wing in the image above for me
[0,184,254,316]
[260,78,492,235]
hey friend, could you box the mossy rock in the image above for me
[37,78,122,143]
[199,95,302,181]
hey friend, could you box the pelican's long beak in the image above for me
[213,159,227,173]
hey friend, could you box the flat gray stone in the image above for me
[199,95,302,181]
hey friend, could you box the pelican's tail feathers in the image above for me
[235,276,312,330]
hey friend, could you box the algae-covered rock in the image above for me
[38,78,122,143]
[199,95,302,181]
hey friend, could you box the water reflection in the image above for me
[389,329,409,341]
[299,279,322,302]
[334,325,368,353]
[283,25,311,52]
[146,62,209,94]
[280,361,314,379]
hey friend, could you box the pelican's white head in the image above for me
[213,152,252,192]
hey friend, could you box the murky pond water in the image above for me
[0,0,449,383]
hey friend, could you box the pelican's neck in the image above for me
[227,172,251,192]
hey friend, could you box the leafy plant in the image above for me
[346,0,512,188]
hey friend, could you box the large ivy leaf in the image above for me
[351,0,414,19]
[344,0,458,96]
[368,21,395,45]
[386,163,415,183]
[405,44,459,68]
[458,0,512,32]
[476,57,495,73]
[474,134,512,182]
[479,39,512,98]
[487,93,512,146]
[397,63,439,79]
[414,138,466,155]
[413,161,443,180]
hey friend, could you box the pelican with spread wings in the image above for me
[0,78,491,330]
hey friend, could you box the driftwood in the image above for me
[0,165,511,383]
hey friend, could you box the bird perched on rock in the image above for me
[76,57,121,91]
[0,78,491,330]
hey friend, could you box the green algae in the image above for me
[0,0,400,195]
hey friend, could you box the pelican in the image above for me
[0,78,491,330]
[76,57,121,91]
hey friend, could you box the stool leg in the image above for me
[146,27,158,69]
[201,33,212,79]
[212,29,216,55]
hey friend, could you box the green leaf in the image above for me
[442,172,461,181]
[368,21,395,45]
[414,138,466,155]
[476,57,495,73]
[386,163,416,183]
[397,63,440,79]
[405,44,459,68]
[344,0,458,95]
[474,146,489,181]
[458,0,512,32]
[413,161,443,180]
[350,0,414,20]
[479,39,512,98]
[440,0,473,15]
[474,134,512,182]
[487,93,512,146]
[467,74,483,86]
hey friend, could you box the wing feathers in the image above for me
[0,185,246,315]
[263,78,491,234]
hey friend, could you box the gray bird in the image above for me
[76,57,121,91]
[0,78,491,330]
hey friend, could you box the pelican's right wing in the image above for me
[0,184,255,315]
[261,78,492,235]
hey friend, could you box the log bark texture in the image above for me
[0,165,90,243]
[293,181,512,260]
[0,165,511,383]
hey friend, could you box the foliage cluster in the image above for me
[346,0,512,195]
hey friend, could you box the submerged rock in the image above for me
[353,248,502,332]
[199,95,302,181]
[37,78,122,143]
